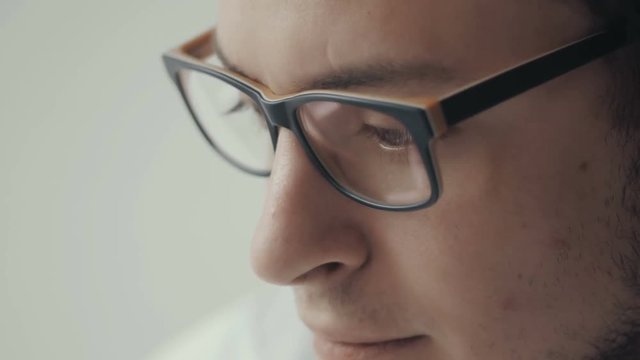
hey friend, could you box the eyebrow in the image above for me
[214,38,457,93]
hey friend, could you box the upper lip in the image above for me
[298,300,428,345]
[318,334,426,347]
[308,324,425,345]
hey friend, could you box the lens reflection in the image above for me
[298,101,431,206]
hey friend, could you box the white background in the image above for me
[0,0,270,359]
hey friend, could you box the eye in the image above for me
[225,97,260,115]
[222,96,269,132]
[362,123,413,150]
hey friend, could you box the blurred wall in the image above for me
[0,1,268,359]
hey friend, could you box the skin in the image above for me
[216,0,640,359]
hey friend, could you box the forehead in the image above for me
[217,0,591,94]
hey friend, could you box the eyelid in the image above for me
[225,99,247,114]
[225,93,258,115]
[362,111,405,130]
[362,124,413,150]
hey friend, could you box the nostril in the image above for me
[325,262,341,273]
[293,262,344,284]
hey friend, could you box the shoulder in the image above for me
[148,288,314,360]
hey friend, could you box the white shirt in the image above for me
[149,288,315,360]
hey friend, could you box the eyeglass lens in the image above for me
[179,69,432,206]
[179,69,273,174]
[297,101,431,206]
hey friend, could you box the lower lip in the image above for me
[313,335,426,360]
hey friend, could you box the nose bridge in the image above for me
[251,131,369,285]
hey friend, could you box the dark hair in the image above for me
[586,0,640,136]
[584,2,640,310]
[585,0,640,220]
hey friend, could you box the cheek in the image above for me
[381,81,627,356]
[385,200,624,358]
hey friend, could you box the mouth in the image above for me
[313,334,427,360]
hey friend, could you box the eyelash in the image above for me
[225,99,260,115]
[361,124,413,149]
[361,124,413,164]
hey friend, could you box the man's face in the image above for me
[217,1,639,359]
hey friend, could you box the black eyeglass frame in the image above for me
[163,20,633,211]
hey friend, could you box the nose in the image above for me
[251,130,370,286]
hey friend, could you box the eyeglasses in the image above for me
[162,20,634,211]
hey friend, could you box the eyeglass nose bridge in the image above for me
[257,100,295,151]
[261,101,292,129]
